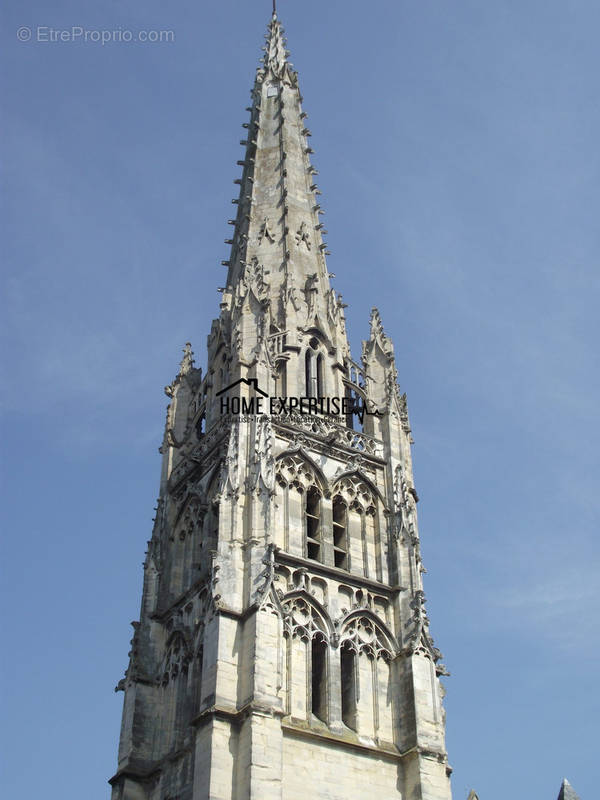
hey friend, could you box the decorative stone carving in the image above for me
[394,465,417,533]
[219,420,240,498]
[274,415,383,457]
[399,392,413,440]
[255,543,279,608]
[179,342,195,375]
[369,307,394,357]
[275,452,319,492]
[295,220,311,250]
[281,272,303,313]
[338,613,395,660]
[189,419,228,465]
[384,368,403,410]
[257,14,298,87]
[160,630,192,685]
[304,272,319,316]
[240,256,269,300]
[333,476,375,513]
[258,216,275,244]
[404,590,449,675]
[281,592,331,642]
[251,416,275,494]
[207,552,222,612]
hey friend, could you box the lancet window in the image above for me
[275,454,324,560]
[332,495,349,569]
[274,359,287,398]
[159,630,192,755]
[332,476,382,580]
[340,642,357,730]
[311,635,328,722]
[305,338,324,398]
[338,614,395,741]
[305,486,322,561]
[281,594,331,724]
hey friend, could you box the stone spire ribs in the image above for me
[218,12,347,369]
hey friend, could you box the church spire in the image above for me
[111,13,453,800]
[205,9,350,430]
[219,10,342,358]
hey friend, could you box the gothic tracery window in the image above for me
[275,454,324,558]
[282,594,331,723]
[160,631,192,754]
[161,631,191,686]
[339,614,395,741]
[276,453,319,492]
[332,476,381,579]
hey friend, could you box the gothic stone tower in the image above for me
[110,11,452,800]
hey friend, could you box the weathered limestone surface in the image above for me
[110,10,452,800]
[282,733,401,800]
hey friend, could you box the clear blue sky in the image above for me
[2,1,598,798]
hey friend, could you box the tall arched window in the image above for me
[316,353,324,397]
[274,360,287,399]
[305,338,321,397]
[305,486,322,561]
[311,635,328,722]
[281,593,331,722]
[340,643,357,730]
[275,454,325,556]
[305,349,314,397]
[160,632,192,754]
[332,476,380,578]
[332,496,348,569]
[339,615,396,740]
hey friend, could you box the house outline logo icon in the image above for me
[216,375,385,423]
[216,377,269,398]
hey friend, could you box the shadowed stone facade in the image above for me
[109,11,453,800]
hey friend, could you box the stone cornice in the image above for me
[191,700,285,729]
[281,719,448,766]
[273,418,386,464]
[276,550,405,596]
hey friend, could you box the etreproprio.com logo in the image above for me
[216,378,381,424]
